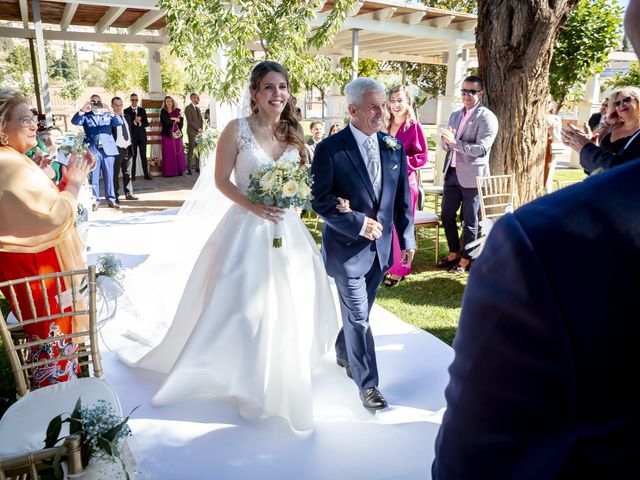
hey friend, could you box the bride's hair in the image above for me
[249,61,307,165]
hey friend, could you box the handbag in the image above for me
[171,129,183,139]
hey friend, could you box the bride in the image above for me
[123,61,341,431]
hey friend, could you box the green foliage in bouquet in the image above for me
[95,253,124,284]
[59,131,89,158]
[42,398,137,480]
[194,124,220,160]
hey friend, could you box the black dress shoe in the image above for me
[187,169,192,175]
[144,175,153,180]
[359,387,388,410]
[107,201,120,209]
[436,257,460,269]
[92,204,99,212]
[115,198,121,205]
[336,358,353,379]
[125,194,139,200]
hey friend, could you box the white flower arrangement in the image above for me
[246,150,313,248]
[194,124,221,162]
[60,131,90,157]
[382,135,401,151]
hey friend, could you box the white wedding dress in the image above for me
[121,118,340,431]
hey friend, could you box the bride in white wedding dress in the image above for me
[121,61,340,431]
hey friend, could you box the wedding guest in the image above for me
[71,94,122,209]
[40,126,68,184]
[562,86,640,173]
[160,96,186,177]
[0,87,94,389]
[306,120,324,160]
[433,2,640,476]
[111,96,138,203]
[588,99,608,130]
[124,93,152,180]
[383,85,428,286]
[184,92,203,175]
[328,123,342,136]
[544,99,562,186]
[439,76,498,274]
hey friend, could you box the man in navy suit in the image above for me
[311,78,415,410]
[432,1,640,476]
[71,94,122,209]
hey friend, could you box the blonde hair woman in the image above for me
[383,85,428,286]
[563,86,640,173]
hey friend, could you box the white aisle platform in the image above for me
[87,212,453,480]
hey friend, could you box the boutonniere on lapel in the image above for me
[382,135,401,151]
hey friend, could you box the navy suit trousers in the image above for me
[333,257,385,390]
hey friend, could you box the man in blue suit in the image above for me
[311,78,415,410]
[71,94,122,209]
[432,1,640,476]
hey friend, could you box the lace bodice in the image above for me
[235,117,298,193]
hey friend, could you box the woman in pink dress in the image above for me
[160,96,186,177]
[383,85,428,286]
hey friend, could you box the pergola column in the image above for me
[432,40,465,185]
[325,56,345,129]
[146,43,163,100]
[208,54,238,131]
[32,0,52,125]
[570,73,601,168]
[351,29,361,80]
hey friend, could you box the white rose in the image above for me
[282,180,299,197]
[260,171,276,190]
[298,182,311,198]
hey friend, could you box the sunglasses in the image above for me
[613,96,633,108]
[461,89,480,97]
[15,115,39,128]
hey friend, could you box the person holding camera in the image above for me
[71,94,122,209]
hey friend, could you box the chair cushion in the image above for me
[0,377,122,456]
[414,210,438,225]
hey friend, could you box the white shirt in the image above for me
[114,114,131,148]
[348,123,380,237]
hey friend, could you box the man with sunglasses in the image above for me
[124,93,151,180]
[438,76,499,274]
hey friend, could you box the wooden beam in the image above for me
[312,47,444,65]
[52,0,159,8]
[19,0,29,28]
[348,0,365,17]
[394,11,426,25]
[456,20,477,32]
[0,26,168,45]
[60,3,79,32]
[128,10,164,35]
[423,15,455,28]
[95,7,126,33]
[310,12,475,43]
[354,7,397,22]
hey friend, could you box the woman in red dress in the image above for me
[0,88,94,389]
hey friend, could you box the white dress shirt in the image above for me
[115,114,131,148]
[348,123,381,237]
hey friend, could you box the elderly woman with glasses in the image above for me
[0,88,94,389]
[562,86,640,173]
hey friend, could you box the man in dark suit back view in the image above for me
[124,93,151,180]
[432,2,640,478]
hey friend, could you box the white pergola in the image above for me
[0,0,477,128]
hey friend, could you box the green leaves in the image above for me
[158,0,356,101]
[550,0,623,107]
[44,414,63,449]
[605,61,640,90]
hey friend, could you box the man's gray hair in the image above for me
[345,77,385,106]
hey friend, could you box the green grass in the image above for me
[553,168,588,184]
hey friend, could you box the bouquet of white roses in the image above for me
[246,149,313,248]
[60,131,90,157]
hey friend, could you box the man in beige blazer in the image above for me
[184,93,203,175]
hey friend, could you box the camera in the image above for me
[90,101,104,113]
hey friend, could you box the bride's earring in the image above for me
[0,133,8,146]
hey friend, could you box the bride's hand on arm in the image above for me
[214,120,284,224]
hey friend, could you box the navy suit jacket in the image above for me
[433,159,640,479]
[311,127,415,278]
[71,111,122,157]
[580,132,640,173]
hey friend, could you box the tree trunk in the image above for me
[476,0,579,205]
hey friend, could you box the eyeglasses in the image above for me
[130,98,139,102]
[613,96,633,108]
[461,89,480,97]
[15,115,39,128]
